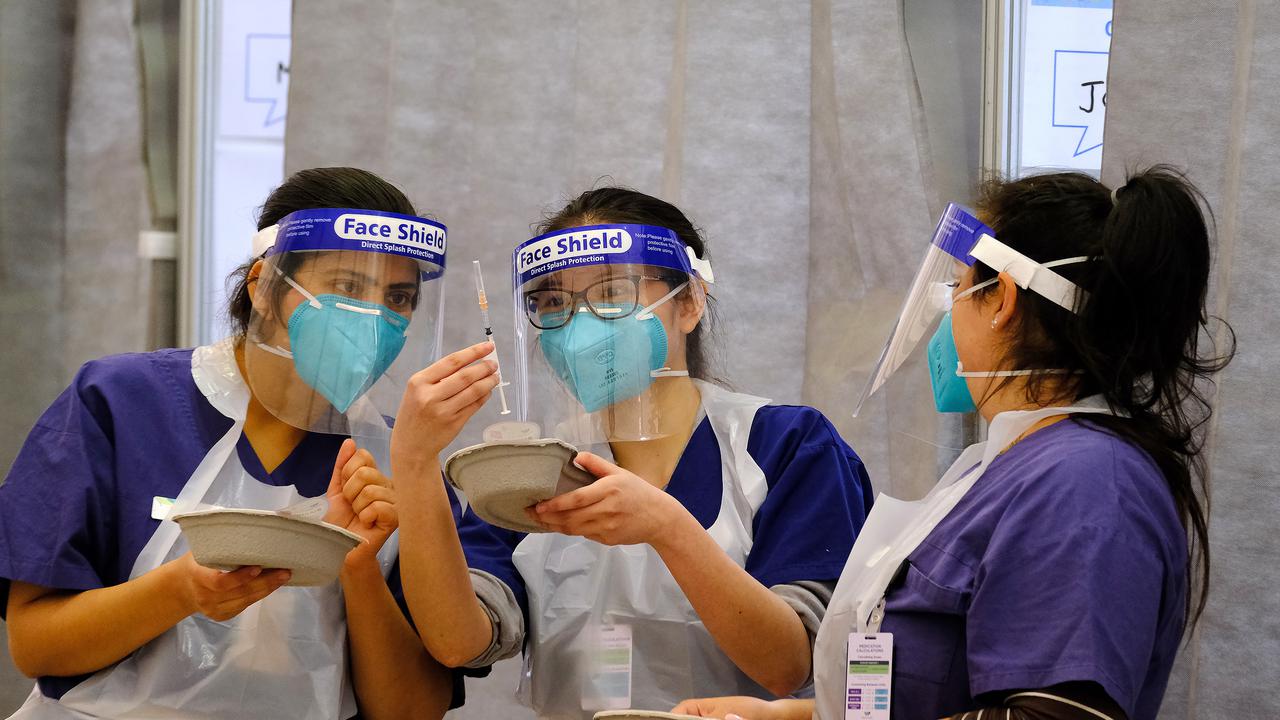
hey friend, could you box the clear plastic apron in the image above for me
[11,339,399,720]
[811,398,1114,720]
[512,381,773,720]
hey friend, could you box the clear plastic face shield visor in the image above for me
[244,208,447,435]
[511,223,715,444]
[851,203,1090,416]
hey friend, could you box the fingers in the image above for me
[416,342,494,384]
[230,569,292,599]
[210,569,291,618]
[571,451,619,479]
[341,461,386,505]
[670,698,756,719]
[437,371,501,416]
[531,506,595,529]
[530,498,615,536]
[431,357,499,404]
[671,700,700,715]
[328,438,359,496]
[340,446,378,484]
[535,481,610,514]
[196,563,263,593]
[349,481,394,517]
[357,500,397,530]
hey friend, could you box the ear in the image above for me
[246,259,264,292]
[990,271,1020,331]
[246,259,273,322]
[676,285,706,335]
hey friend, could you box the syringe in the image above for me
[472,260,511,415]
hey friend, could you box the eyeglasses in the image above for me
[524,275,674,330]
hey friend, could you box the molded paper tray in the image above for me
[445,439,596,533]
[172,508,362,586]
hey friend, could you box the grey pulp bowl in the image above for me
[171,508,363,586]
[445,439,596,533]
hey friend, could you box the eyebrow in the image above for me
[322,268,379,285]
[322,269,418,290]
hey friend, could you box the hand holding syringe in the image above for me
[472,261,511,415]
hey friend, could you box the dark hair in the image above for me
[225,167,417,338]
[972,166,1234,628]
[535,187,725,383]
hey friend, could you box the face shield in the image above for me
[852,203,1093,416]
[244,208,447,434]
[851,204,989,417]
[511,223,715,443]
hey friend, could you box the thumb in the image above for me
[572,451,619,479]
[328,438,358,497]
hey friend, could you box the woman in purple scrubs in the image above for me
[677,167,1232,720]
[0,167,467,719]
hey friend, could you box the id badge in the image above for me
[581,623,632,711]
[845,633,892,720]
[151,496,175,520]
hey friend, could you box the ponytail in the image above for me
[974,166,1234,628]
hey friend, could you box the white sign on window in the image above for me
[1018,0,1113,175]
[216,1,291,139]
[191,0,291,345]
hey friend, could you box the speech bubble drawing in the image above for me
[245,34,291,128]
[1052,49,1109,157]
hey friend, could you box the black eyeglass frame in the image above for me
[523,273,681,330]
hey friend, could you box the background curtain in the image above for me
[284,1,977,716]
[0,0,167,709]
[1102,1,1279,717]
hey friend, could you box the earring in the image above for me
[991,317,999,329]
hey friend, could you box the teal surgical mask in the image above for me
[537,281,691,413]
[926,306,1082,414]
[926,312,977,413]
[538,306,670,413]
[258,273,409,413]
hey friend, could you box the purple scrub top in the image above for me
[880,419,1188,720]
[0,348,483,710]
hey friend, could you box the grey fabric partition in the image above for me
[61,0,149,368]
[285,0,972,497]
[0,0,149,711]
[0,2,77,711]
[286,1,979,716]
[1102,3,1279,718]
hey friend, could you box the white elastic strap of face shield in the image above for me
[685,246,715,285]
[955,363,1084,379]
[963,234,1093,311]
[274,265,390,317]
[252,225,280,258]
[251,265,310,359]
[950,238,1093,379]
[634,280,692,379]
